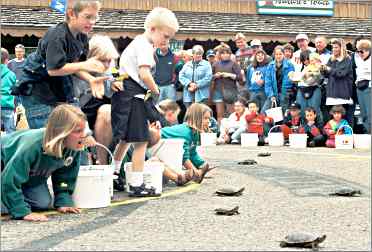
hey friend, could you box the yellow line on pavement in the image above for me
[1,183,200,221]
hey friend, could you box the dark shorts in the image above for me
[111,78,149,143]
[81,96,111,129]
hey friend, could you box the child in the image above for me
[1,48,17,133]
[12,1,107,129]
[73,34,123,165]
[156,99,180,127]
[299,107,325,147]
[323,105,352,148]
[210,46,243,123]
[111,7,179,197]
[217,98,249,144]
[280,102,303,140]
[161,103,216,183]
[246,49,272,112]
[243,100,273,146]
[1,104,96,221]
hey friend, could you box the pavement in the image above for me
[1,145,371,251]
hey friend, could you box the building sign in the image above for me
[256,0,334,16]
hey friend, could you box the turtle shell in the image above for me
[237,159,257,165]
[257,152,271,157]
[214,206,240,216]
[330,188,362,196]
[215,187,245,196]
[280,233,326,248]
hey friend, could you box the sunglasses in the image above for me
[357,50,367,54]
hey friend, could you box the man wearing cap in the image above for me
[206,49,216,65]
[292,33,316,72]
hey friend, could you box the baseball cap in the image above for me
[289,102,301,110]
[206,49,215,58]
[250,39,262,47]
[296,33,309,41]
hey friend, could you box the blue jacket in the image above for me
[265,59,294,98]
[246,64,271,95]
[161,123,205,168]
[179,60,212,102]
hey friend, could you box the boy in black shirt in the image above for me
[13,0,107,129]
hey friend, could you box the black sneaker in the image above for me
[128,183,160,197]
[113,177,126,192]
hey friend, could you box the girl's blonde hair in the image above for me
[184,103,212,133]
[43,104,87,158]
[144,7,179,32]
[330,38,348,61]
[88,34,119,60]
[65,0,101,22]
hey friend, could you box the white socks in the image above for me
[128,172,144,187]
[114,160,122,174]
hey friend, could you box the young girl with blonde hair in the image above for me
[1,104,96,222]
[161,103,216,184]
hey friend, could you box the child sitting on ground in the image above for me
[161,103,216,184]
[243,99,273,146]
[217,98,249,144]
[280,102,303,141]
[323,105,352,148]
[298,107,325,147]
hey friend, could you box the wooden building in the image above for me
[1,0,371,54]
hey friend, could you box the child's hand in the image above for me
[256,79,264,86]
[111,81,124,92]
[85,57,106,73]
[57,207,81,214]
[23,212,48,222]
[89,76,110,99]
[214,72,223,78]
[264,118,271,123]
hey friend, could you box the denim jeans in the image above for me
[357,87,371,133]
[21,96,54,129]
[159,84,177,102]
[1,181,52,215]
[250,91,266,113]
[296,87,323,125]
[1,108,15,133]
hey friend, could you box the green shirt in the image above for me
[161,123,205,168]
[1,128,81,219]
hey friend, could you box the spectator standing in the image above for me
[155,43,177,102]
[353,39,371,133]
[179,45,212,108]
[1,48,17,133]
[7,44,26,80]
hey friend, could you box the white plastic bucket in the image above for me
[268,125,284,146]
[289,134,308,148]
[265,106,283,123]
[148,139,184,173]
[72,165,114,208]
[72,143,115,209]
[201,133,217,146]
[125,161,164,194]
[335,125,354,149]
[353,134,371,149]
[241,133,258,147]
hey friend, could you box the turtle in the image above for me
[279,232,326,249]
[257,152,271,157]
[329,188,362,197]
[215,186,245,196]
[214,206,240,216]
[237,159,257,165]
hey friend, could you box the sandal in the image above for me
[193,163,217,184]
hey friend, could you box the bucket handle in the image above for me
[95,142,115,173]
[268,125,283,134]
[336,124,353,136]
